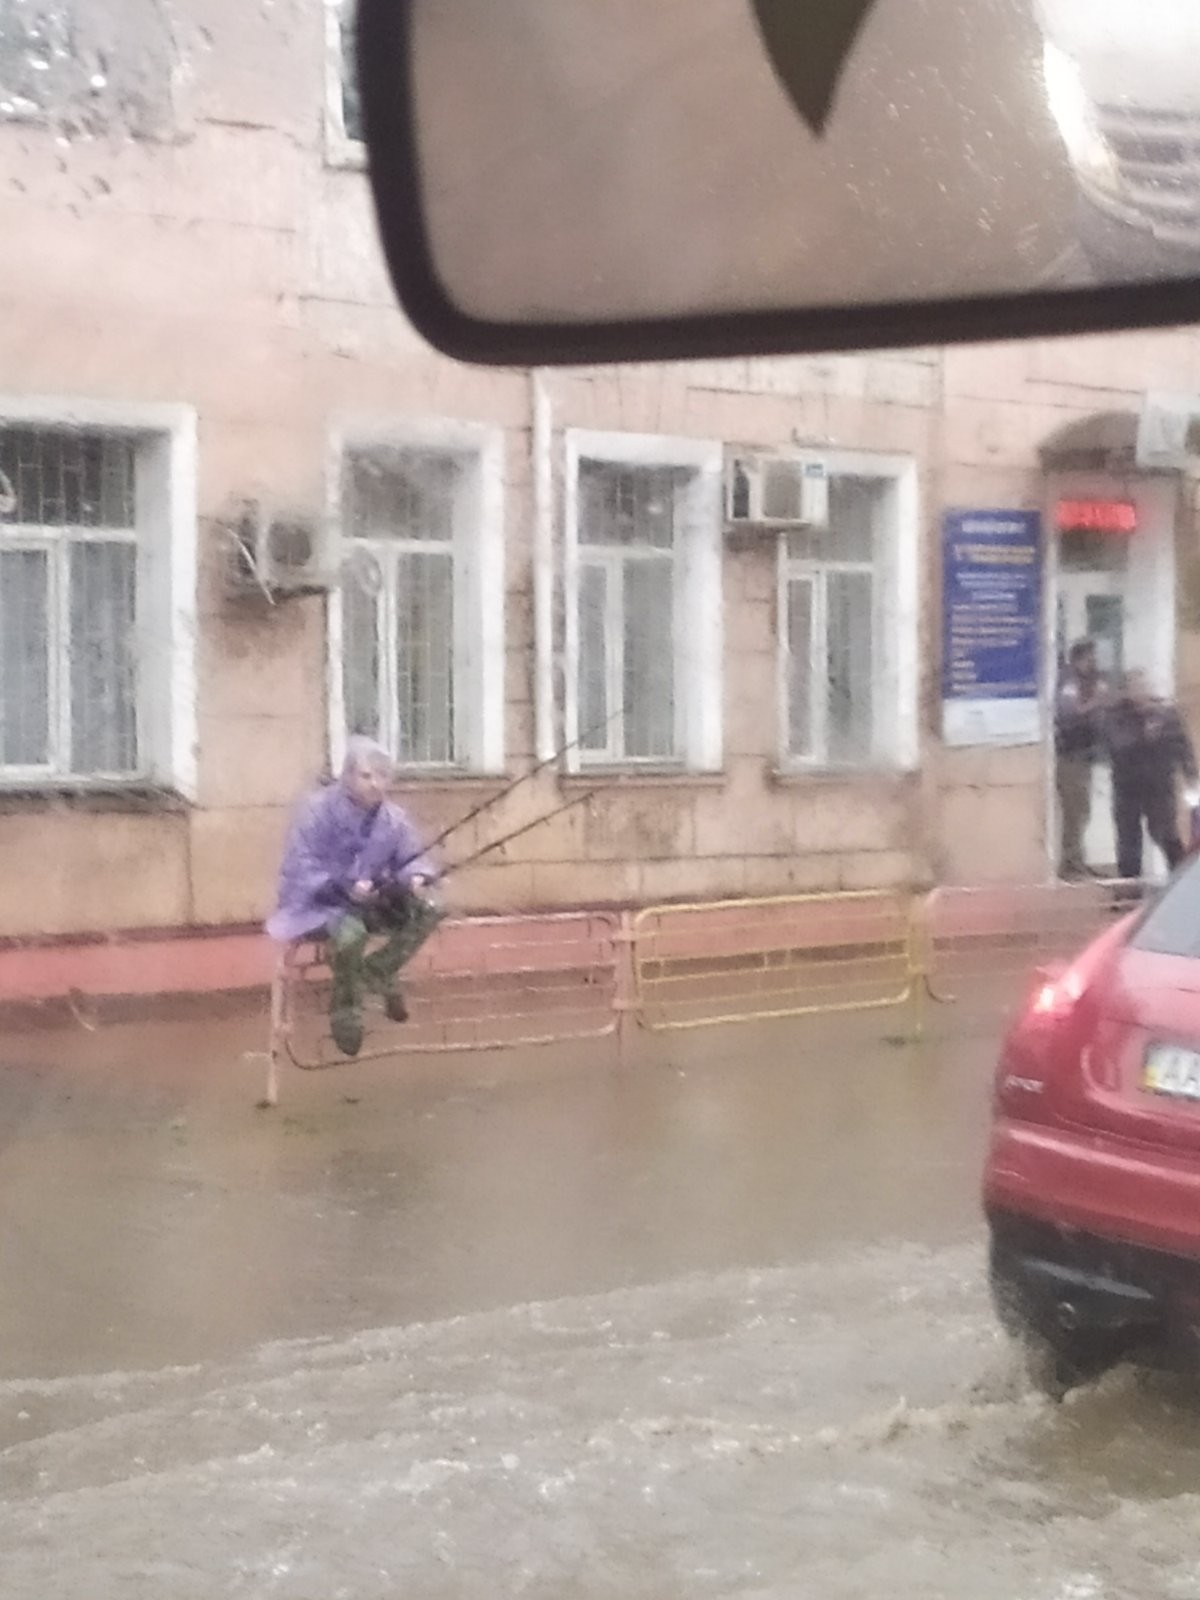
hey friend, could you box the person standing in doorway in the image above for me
[1055,638,1107,879]
[1105,670,1199,883]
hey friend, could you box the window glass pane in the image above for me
[579,461,685,549]
[69,541,138,774]
[787,576,814,759]
[623,556,675,760]
[787,474,882,563]
[346,449,460,543]
[0,427,136,529]
[396,549,455,764]
[1131,859,1200,958]
[578,561,608,750]
[826,569,873,765]
[342,565,381,740]
[339,0,363,142]
[0,548,49,766]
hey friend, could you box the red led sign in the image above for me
[1055,499,1138,534]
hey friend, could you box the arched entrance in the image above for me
[1040,412,1179,876]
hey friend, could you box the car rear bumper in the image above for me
[986,1118,1200,1258]
[986,1119,1200,1337]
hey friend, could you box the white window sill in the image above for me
[392,772,509,793]
[324,134,367,172]
[562,769,727,790]
[770,764,912,786]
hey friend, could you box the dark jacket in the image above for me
[1055,670,1105,760]
[1105,696,1199,791]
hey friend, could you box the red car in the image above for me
[985,865,1200,1393]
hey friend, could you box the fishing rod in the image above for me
[439,787,602,882]
[398,706,624,874]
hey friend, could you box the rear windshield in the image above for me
[1129,858,1200,958]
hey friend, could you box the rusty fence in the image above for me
[264,910,621,1106]
[261,881,1141,1103]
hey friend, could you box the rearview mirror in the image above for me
[358,0,1200,365]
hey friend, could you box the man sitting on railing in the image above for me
[267,736,444,1057]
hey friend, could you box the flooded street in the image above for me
[3,1002,1200,1596]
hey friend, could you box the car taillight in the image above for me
[1028,966,1088,1020]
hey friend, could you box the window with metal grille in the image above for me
[576,461,688,763]
[781,474,883,768]
[341,447,466,768]
[0,426,140,779]
[565,431,723,775]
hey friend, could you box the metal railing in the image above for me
[264,910,619,1106]
[260,881,1144,1104]
[631,891,919,1033]
[920,879,1138,1006]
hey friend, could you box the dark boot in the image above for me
[382,985,409,1024]
[330,1007,364,1058]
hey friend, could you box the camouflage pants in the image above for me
[328,892,445,1017]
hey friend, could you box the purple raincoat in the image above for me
[266,740,435,943]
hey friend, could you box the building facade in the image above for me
[0,0,1199,951]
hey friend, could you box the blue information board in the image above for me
[942,510,1042,747]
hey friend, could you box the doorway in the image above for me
[1055,555,1125,870]
[1047,475,1178,881]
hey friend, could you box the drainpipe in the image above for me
[532,369,556,762]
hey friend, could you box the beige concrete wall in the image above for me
[0,2,1198,937]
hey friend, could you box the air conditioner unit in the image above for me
[226,501,334,601]
[725,455,829,530]
[1137,392,1200,470]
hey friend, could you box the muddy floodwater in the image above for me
[3,1000,1200,1597]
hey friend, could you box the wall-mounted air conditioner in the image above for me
[725,454,829,532]
[226,500,335,601]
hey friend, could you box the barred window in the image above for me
[0,427,140,778]
[576,462,685,762]
[342,444,473,768]
[566,432,723,774]
[779,467,917,771]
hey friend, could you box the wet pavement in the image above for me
[4,997,1200,1596]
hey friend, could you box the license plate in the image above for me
[1143,1043,1200,1102]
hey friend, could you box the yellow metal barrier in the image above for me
[255,880,1142,1105]
[632,890,919,1033]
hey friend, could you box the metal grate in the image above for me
[0,428,135,528]
[579,461,681,549]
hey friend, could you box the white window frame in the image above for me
[324,0,366,170]
[327,419,506,777]
[564,429,723,774]
[0,396,197,797]
[777,450,918,773]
